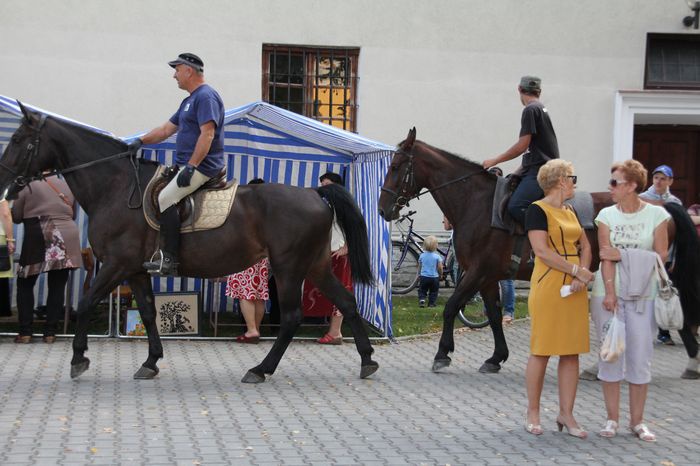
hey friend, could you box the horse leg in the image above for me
[70,265,125,379]
[128,272,164,379]
[478,282,509,374]
[679,324,700,379]
[310,269,378,379]
[432,273,479,372]
[241,277,303,384]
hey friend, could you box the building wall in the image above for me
[1,0,695,231]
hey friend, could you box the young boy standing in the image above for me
[418,236,443,307]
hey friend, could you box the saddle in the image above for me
[143,165,239,233]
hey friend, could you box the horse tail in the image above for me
[316,184,374,285]
[664,202,700,326]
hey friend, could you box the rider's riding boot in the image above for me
[143,206,180,276]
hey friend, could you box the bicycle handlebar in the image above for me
[397,210,417,223]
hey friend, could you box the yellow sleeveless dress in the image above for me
[528,200,590,356]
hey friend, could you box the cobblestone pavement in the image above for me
[0,320,697,465]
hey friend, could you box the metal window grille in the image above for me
[645,33,700,90]
[262,45,359,132]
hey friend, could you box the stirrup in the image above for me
[143,250,179,276]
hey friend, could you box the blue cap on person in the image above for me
[653,164,673,178]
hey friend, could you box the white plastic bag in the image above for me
[600,312,625,363]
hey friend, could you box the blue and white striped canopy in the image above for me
[0,97,396,337]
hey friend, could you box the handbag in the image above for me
[0,244,11,271]
[654,254,684,331]
[600,311,625,363]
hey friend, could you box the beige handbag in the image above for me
[654,255,684,331]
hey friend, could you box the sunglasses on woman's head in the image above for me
[566,175,578,184]
[609,179,628,187]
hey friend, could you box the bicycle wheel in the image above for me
[454,270,490,329]
[391,240,420,294]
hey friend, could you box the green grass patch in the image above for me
[390,295,529,338]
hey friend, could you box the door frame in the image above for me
[613,90,700,162]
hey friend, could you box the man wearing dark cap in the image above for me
[483,76,559,224]
[129,53,225,275]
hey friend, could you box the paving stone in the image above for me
[0,320,697,465]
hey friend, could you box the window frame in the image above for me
[262,44,360,132]
[645,33,700,90]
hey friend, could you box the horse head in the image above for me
[0,102,56,199]
[378,127,420,221]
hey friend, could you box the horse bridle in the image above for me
[0,113,48,185]
[1,114,144,208]
[381,147,484,212]
[380,148,417,209]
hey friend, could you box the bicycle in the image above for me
[390,211,489,329]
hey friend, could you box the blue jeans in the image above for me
[418,276,440,306]
[507,172,544,224]
[500,279,515,317]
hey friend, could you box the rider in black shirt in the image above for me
[483,76,559,224]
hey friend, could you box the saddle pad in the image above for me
[143,166,239,234]
[490,176,510,231]
[564,191,594,230]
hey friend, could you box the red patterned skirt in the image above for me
[303,255,353,317]
[225,258,270,300]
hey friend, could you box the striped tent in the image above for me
[0,97,396,337]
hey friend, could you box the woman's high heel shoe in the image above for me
[556,417,588,439]
[524,422,543,436]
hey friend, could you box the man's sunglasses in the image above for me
[609,179,628,187]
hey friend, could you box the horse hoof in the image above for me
[133,366,159,380]
[478,362,501,374]
[70,358,90,379]
[241,370,266,384]
[360,362,379,379]
[681,369,699,380]
[432,358,451,372]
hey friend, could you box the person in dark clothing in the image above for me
[483,76,560,224]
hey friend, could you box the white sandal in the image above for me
[630,423,656,442]
[598,419,618,438]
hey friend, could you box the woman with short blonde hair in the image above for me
[524,159,593,438]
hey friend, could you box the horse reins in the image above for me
[381,148,483,209]
[6,115,144,209]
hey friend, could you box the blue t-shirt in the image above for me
[169,84,225,177]
[419,251,442,278]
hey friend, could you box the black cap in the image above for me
[168,53,204,72]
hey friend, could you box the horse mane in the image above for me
[413,140,496,179]
[44,114,128,153]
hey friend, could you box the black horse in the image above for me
[379,128,700,378]
[0,104,379,383]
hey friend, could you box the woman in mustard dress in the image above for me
[524,160,594,438]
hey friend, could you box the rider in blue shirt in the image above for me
[129,53,225,275]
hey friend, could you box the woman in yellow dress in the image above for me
[524,159,594,438]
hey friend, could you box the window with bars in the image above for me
[262,45,359,132]
[645,33,700,90]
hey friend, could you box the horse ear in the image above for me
[404,127,417,150]
[17,101,30,120]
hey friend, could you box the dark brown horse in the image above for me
[379,128,700,378]
[0,104,379,383]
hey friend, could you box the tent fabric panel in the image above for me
[352,154,393,337]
